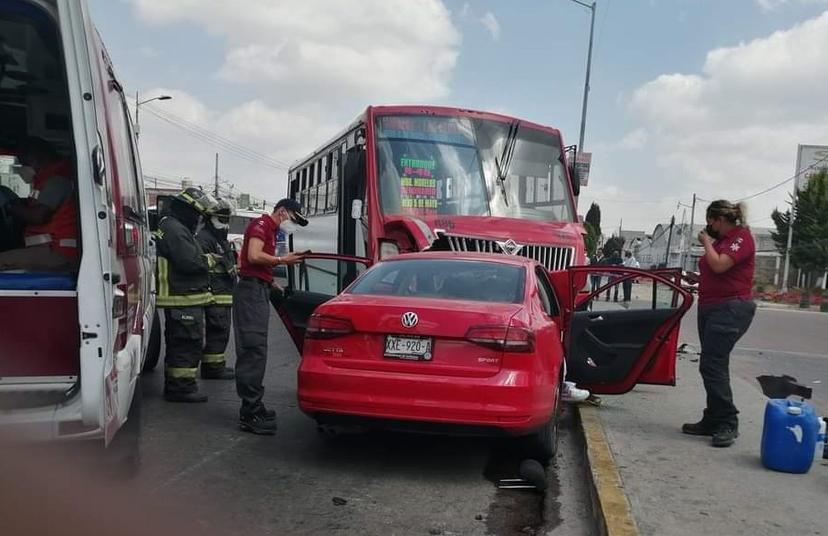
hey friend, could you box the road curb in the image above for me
[576,405,638,536]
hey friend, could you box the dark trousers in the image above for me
[697,299,756,429]
[233,278,271,416]
[164,306,205,394]
[590,275,602,292]
[203,304,232,370]
[605,276,619,301]
[623,280,633,302]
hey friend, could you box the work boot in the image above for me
[681,419,716,436]
[164,390,208,403]
[240,407,278,435]
[201,366,235,380]
[712,426,738,448]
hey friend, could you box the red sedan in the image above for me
[275,252,691,460]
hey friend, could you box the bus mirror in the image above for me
[351,199,363,220]
[568,161,581,197]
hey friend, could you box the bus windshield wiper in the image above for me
[494,121,519,207]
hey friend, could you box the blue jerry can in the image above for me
[760,399,821,474]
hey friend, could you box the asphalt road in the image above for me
[679,304,828,413]
[130,316,595,536]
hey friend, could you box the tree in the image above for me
[602,236,625,257]
[584,203,602,258]
[771,169,828,287]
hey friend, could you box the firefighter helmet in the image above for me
[175,187,218,216]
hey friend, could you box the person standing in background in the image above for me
[622,251,640,306]
[682,200,756,448]
[197,198,237,380]
[589,250,604,292]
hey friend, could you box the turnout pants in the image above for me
[697,298,756,429]
[233,278,271,416]
[164,306,205,394]
[203,304,232,371]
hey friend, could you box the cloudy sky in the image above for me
[89,0,828,233]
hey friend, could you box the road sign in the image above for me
[795,145,828,190]
[576,152,592,187]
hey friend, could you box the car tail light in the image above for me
[113,283,128,351]
[306,315,354,339]
[465,325,535,353]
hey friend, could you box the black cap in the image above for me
[274,198,308,227]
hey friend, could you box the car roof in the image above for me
[383,251,539,268]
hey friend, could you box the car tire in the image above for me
[526,374,562,464]
[142,309,162,374]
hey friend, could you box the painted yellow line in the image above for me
[579,405,639,536]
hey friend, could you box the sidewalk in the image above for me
[593,354,827,536]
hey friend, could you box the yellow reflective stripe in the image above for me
[166,366,198,378]
[157,257,170,299]
[202,353,225,364]
[156,292,212,307]
[212,294,233,306]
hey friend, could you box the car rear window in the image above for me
[348,259,525,303]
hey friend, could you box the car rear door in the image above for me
[546,267,692,395]
[273,253,372,351]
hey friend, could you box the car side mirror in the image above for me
[351,199,363,220]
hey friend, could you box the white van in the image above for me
[0,0,158,461]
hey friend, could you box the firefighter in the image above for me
[196,197,237,380]
[155,188,217,403]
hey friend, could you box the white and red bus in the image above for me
[287,105,585,275]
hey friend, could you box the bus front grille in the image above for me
[444,235,575,271]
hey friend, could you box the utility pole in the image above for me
[214,153,220,198]
[686,193,696,271]
[570,0,597,155]
[781,147,802,292]
[664,215,676,267]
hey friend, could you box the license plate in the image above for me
[384,335,433,361]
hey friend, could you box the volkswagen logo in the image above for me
[401,311,419,328]
[496,239,524,256]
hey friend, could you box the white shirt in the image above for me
[623,256,640,269]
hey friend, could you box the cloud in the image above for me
[126,0,462,202]
[134,88,339,203]
[458,3,500,41]
[756,0,828,12]
[624,10,828,224]
[131,0,460,106]
[480,12,501,41]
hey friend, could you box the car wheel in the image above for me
[527,374,562,464]
[142,309,162,374]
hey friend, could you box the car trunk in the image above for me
[309,295,524,378]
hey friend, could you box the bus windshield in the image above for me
[375,114,574,222]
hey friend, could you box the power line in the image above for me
[142,107,288,171]
[734,153,828,202]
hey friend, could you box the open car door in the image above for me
[547,267,692,395]
[272,253,372,352]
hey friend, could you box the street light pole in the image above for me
[134,91,173,141]
[569,0,597,154]
[781,145,804,293]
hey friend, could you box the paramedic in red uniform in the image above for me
[234,199,306,435]
[682,200,756,448]
[0,137,78,271]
